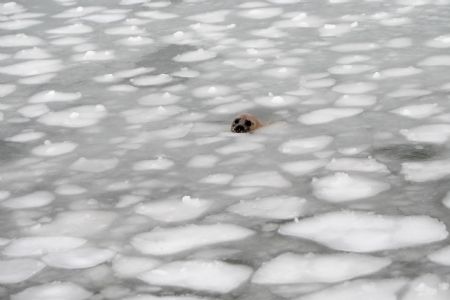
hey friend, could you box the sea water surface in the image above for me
[1,0,450,299]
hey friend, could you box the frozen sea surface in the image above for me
[1,0,450,299]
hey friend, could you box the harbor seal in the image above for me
[230,113,263,133]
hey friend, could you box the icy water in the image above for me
[2,0,450,299]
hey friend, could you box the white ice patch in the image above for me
[4,131,43,143]
[32,142,77,157]
[173,49,217,62]
[0,84,16,97]
[0,34,43,47]
[72,50,115,61]
[426,34,450,48]
[70,157,119,173]
[26,210,117,237]
[187,10,230,23]
[332,82,377,94]
[135,196,211,223]
[0,60,63,76]
[298,278,407,300]
[227,196,306,219]
[391,103,442,119]
[331,43,379,52]
[326,158,389,173]
[132,224,254,255]
[38,105,107,128]
[216,142,263,155]
[312,173,390,202]
[418,55,450,66]
[387,88,431,98]
[11,282,92,300]
[428,245,450,266]
[376,67,422,79]
[138,92,180,106]
[279,136,333,155]
[0,259,45,284]
[42,247,115,269]
[335,94,377,106]
[400,124,450,143]
[29,90,81,103]
[131,74,172,86]
[299,108,363,125]
[139,260,253,293]
[133,158,174,171]
[3,236,86,257]
[187,155,219,168]
[328,64,374,75]
[232,171,291,188]
[254,95,299,107]
[281,160,326,176]
[199,173,234,185]
[252,252,390,284]
[122,106,184,124]
[0,20,42,31]
[401,159,450,182]
[192,85,232,98]
[402,274,450,300]
[47,23,93,35]
[279,211,448,252]
[14,47,51,60]
[2,191,55,209]
[112,256,161,278]
[238,8,283,19]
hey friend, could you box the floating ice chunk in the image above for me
[281,160,326,176]
[2,191,55,209]
[123,296,208,300]
[328,64,374,75]
[117,36,154,46]
[262,67,299,79]
[51,37,87,46]
[332,82,377,94]
[32,142,77,157]
[0,59,63,76]
[326,158,389,173]
[83,13,125,23]
[238,8,283,19]
[11,282,92,300]
[187,155,219,168]
[319,23,353,37]
[380,17,410,26]
[279,211,448,252]
[419,55,450,66]
[27,210,117,237]
[0,19,41,30]
[335,94,376,106]
[387,88,431,98]
[337,55,371,64]
[228,196,306,219]
[232,171,291,188]
[173,49,217,62]
[254,95,299,107]
[38,105,107,128]
[133,158,174,171]
[0,84,16,97]
[112,256,161,278]
[42,247,115,269]
[253,252,390,284]
[299,108,363,125]
[29,90,81,103]
[312,173,390,202]
[401,159,450,182]
[279,136,333,155]
[72,50,115,61]
[192,85,232,98]
[172,68,199,78]
[188,10,230,23]
[55,184,86,195]
[216,142,263,155]
[131,74,172,86]
[391,103,442,119]
[426,34,450,48]
[14,47,51,60]
[6,131,45,143]
[53,6,104,18]
[331,43,379,52]
[199,173,234,185]
[428,245,450,266]
[135,196,211,223]
[70,158,118,173]
[268,0,301,3]
[400,124,450,143]
[210,101,255,114]
[0,259,45,284]
[136,10,178,20]
[298,278,407,300]
[139,260,253,293]
[122,106,183,124]
[402,274,450,300]
[0,34,43,47]
[274,13,324,28]
[376,67,422,78]
[1,2,25,15]
[132,224,254,255]
[47,23,93,34]
[386,37,413,48]
[3,236,86,257]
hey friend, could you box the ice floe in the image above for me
[38,105,107,128]
[279,136,333,155]
[228,196,306,219]
[252,252,390,284]
[3,236,86,257]
[131,223,254,255]
[42,247,115,269]
[1,191,55,209]
[11,282,92,300]
[232,171,291,188]
[0,259,45,284]
[279,211,448,252]
[32,141,78,157]
[401,159,450,182]
[400,124,450,143]
[299,108,363,125]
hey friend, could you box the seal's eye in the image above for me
[245,120,252,127]
[234,118,240,124]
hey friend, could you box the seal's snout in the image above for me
[230,113,263,133]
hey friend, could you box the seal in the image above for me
[230,113,263,133]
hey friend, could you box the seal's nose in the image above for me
[234,125,245,133]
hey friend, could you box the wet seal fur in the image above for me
[231,113,263,133]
